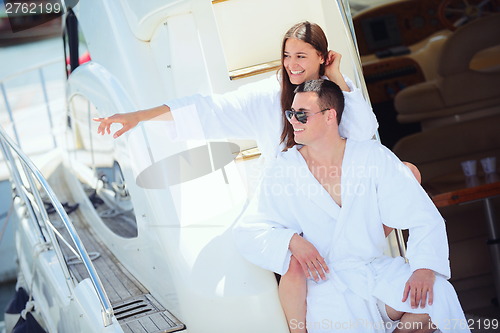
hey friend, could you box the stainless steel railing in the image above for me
[0,123,114,327]
[0,58,61,150]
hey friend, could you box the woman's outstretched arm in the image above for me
[94,105,172,138]
[93,75,280,143]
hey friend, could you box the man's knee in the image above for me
[391,310,435,333]
[404,313,435,333]
[385,304,405,321]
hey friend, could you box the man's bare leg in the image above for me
[279,256,307,333]
[386,305,436,333]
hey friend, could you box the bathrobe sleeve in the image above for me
[337,75,378,141]
[373,144,451,279]
[165,75,281,141]
[233,163,301,275]
[165,74,378,144]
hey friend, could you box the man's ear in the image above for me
[326,108,337,124]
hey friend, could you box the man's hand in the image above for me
[94,112,140,138]
[289,233,329,282]
[402,269,436,308]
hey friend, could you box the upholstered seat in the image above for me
[395,14,500,127]
[392,114,500,183]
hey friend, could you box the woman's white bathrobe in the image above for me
[234,140,469,333]
[165,75,378,158]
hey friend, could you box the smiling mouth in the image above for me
[290,70,305,75]
[294,128,304,132]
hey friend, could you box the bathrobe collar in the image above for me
[285,141,358,254]
[285,140,354,220]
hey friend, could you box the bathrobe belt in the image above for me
[326,259,378,301]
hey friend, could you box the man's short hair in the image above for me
[294,79,345,125]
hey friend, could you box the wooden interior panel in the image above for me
[354,0,446,56]
[362,57,425,104]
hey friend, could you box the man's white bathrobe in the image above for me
[165,75,378,159]
[234,140,469,333]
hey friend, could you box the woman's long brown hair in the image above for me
[279,22,329,150]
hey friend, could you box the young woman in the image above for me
[95,22,379,333]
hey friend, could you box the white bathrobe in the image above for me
[234,140,470,333]
[165,75,378,159]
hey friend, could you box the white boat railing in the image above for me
[0,58,61,150]
[0,123,114,327]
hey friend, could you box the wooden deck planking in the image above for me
[47,171,142,298]
[125,320,149,333]
[45,165,184,332]
[137,317,160,332]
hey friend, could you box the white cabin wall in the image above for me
[74,0,170,109]
[119,0,192,41]
[212,0,319,71]
[191,0,240,94]
[319,0,359,82]
[151,14,214,99]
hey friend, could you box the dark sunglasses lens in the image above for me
[296,112,307,124]
[285,110,308,123]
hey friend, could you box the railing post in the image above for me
[0,83,21,148]
[21,161,75,295]
[87,100,96,169]
[38,68,57,149]
[0,139,46,243]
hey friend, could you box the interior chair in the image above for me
[393,113,500,309]
[393,113,500,184]
[394,13,500,130]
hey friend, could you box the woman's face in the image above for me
[283,38,324,85]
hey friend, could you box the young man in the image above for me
[234,80,469,332]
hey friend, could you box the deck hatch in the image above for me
[112,294,185,333]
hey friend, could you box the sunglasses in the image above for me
[285,108,330,124]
